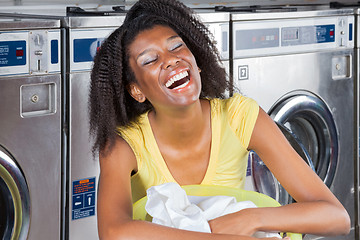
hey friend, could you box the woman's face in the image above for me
[127,25,201,110]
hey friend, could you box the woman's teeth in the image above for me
[172,80,190,90]
[165,71,189,88]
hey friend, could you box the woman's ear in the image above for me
[127,83,146,103]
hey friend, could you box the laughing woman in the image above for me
[89,0,350,239]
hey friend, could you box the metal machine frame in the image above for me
[0,17,62,239]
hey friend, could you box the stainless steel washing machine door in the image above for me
[270,93,339,189]
[0,145,30,240]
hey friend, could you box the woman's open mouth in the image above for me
[165,71,190,90]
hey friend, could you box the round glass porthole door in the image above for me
[270,94,338,188]
[250,93,338,205]
[0,145,30,240]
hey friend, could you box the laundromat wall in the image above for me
[0,0,358,6]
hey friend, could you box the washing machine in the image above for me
[62,11,126,239]
[230,7,356,240]
[0,17,62,239]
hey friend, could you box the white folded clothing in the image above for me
[145,182,281,238]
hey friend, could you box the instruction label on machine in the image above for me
[72,177,96,220]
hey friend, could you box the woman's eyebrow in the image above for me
[136,49,152,61]
[167,35,180,41]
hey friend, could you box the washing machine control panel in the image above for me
[70,28,116,72]
[282,24,336,45]
[0,40,26,66]
[0,30,61,76]
[233,15,354,58]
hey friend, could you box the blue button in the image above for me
[349,23,353,41]
[51,40,59,64]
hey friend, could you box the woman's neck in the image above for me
[148,99,211,148]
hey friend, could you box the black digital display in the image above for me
[235,28,279,50]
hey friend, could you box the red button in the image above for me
[330,30,334,36]
[16,49,24,56]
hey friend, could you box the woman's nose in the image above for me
[163,53,180,69]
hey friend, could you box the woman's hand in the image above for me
[208,208,260,236]
[209,208,290,240]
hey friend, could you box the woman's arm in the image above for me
[97,136,272,240]
[209,108,350,236]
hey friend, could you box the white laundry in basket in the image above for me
[145,182,281,238]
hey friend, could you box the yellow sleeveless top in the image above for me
[117,94,259,203]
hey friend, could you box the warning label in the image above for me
[72,177,96,220]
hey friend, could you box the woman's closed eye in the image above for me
[169,42,183,51]
[142,56,157,66]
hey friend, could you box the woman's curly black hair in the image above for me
[89,0,230,155]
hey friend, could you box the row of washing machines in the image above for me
[0,3,359,240]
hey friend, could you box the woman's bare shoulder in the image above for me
[99,136,137,173]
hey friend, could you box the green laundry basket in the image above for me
[133,184,302,240]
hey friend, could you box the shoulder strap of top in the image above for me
[223,94,259,149]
